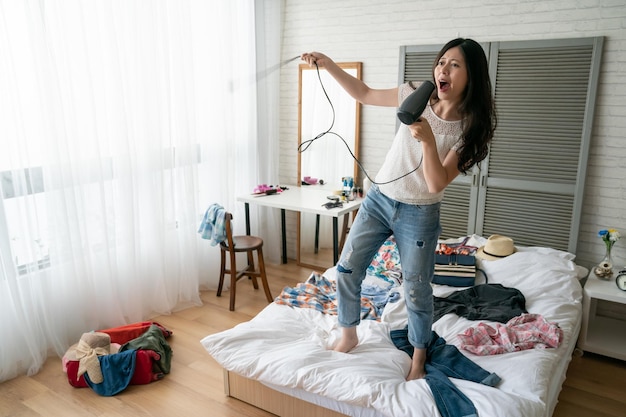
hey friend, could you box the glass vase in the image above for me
[594,244,614,279]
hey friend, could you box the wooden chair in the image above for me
[217,212,273,311]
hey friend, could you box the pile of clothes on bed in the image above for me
[62,321,173,396]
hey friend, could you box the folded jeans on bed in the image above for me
[391,328,501,417]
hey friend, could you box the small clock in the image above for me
[616,269,626,291]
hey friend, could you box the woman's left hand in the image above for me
[407,118,435,145]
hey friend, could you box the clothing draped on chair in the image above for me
[199,205,273,311]
[198,203,227,245]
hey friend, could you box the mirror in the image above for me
[297,62,362,270]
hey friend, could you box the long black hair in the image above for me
[432,38,497,174]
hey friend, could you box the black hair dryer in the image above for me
[396,80,435,125]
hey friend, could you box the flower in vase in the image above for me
[598,228,620,251]
[595,229,620,278]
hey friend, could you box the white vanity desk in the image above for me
[237,185,362,266]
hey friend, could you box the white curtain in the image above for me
[0,0,281,383]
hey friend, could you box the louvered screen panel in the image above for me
[480,39,601,253]
[399,39,601,253]
[439,182,471,239]
[401,46,474,239]
[490,45,593,183]
[482,187,573,251]
[402,51,438,82]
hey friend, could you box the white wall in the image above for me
[277,0,626,269]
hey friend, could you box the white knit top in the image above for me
[376,82,463,205]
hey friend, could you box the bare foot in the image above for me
[406,347,426,380]
[333,327,359,352]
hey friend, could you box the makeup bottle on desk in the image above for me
[363,177,372,195]
[342,177,355,201]
[347,177,356,201]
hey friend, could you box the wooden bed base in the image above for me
[223,370,347,417]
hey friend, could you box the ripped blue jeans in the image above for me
[336,184,441,348]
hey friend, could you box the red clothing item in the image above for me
[64,321,172,389]
[98,321,172,344]
[66,349,163,388]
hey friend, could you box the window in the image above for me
[0,144,202,276]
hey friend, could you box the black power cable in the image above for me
[297,62,423,185]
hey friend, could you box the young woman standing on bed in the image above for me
[301,38,496,381]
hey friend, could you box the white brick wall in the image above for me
[278,0,626,270]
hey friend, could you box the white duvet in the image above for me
[201,236,584,417]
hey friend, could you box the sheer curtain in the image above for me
[0,0,281,383]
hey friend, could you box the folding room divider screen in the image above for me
[398,37,604,254]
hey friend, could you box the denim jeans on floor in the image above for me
[391,328,501,417]
[335,184,441,348]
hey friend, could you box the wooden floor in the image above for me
[1,260,625,417]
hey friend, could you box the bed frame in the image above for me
[224,370,347,417]
[223,331,580,417]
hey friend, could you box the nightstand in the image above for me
[577,271,626,361]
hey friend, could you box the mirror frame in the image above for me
[296,62,362,270]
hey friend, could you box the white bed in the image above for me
[201,235,586,417]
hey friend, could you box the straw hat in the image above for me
[65,332,118,384]
[476,234,516,261]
